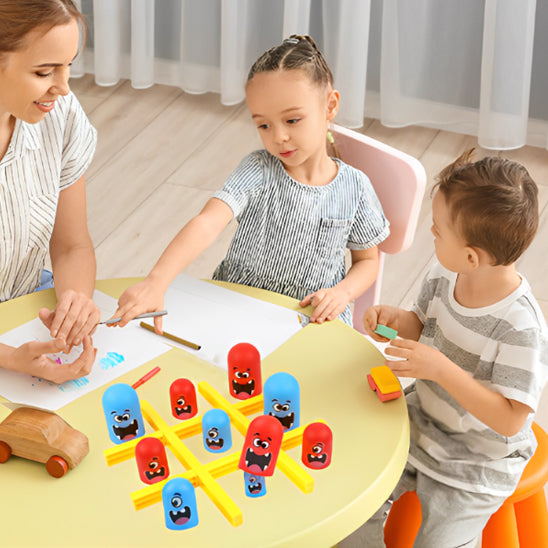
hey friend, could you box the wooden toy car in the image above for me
[0,407,89,478]
[367,365,402,402]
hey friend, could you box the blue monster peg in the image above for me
[102,383,145,444]
[202,408,232,453]
[244,471,267,498]
[263,372,300,431]
[162,477,199,530]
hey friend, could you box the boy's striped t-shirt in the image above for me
[407,262,548,496]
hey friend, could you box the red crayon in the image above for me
[132,366,161,389]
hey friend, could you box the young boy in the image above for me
[343,150,548,547]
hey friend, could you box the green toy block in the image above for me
[374,324,398,340]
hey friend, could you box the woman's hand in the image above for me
[110,278,166,333]
[7,335,97,384]
[39,290,100,347]
[299,286,350,323]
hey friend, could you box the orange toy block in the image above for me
[367,365,402,402]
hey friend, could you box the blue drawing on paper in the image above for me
[58,377,91,392]
[100,352,125,370]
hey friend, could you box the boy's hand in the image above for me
[362,305,401,341]
[299,286,350,323]
[39,290,100,347]
[110,278,166,332]
[385,338,450,381]
[8,335,97,384]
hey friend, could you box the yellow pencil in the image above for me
[139,321,201,350]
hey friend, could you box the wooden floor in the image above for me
[70,75,548,436]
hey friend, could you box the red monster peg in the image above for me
[227,343,262,400]
[302,422,333,470]
[169,378,198,420]
[135,437,170,484]
[238,414,283,477]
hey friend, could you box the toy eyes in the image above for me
[114,413,130,423]
[171,495,183,508]
[235,371,250,379]
[253,438,270,449]
[208,428,219,439]
[176,397,186,406]
[312,444,324,454]
[149,461,159,470]
[273,403,289,412]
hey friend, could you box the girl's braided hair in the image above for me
[247,34,334,87]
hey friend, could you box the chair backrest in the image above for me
[328,123,427,333]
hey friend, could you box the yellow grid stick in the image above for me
[130,422,322,511]
[198,381,314,493]
[104,396,262,466]
[140,400,243,526]
[106,381,320,525]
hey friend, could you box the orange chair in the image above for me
[328,123,427,334]
[383,422,548,548]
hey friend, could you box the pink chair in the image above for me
[328,123,427,334]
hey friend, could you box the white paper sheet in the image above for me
[138,274,306,369]
[0,291,171,411]
[0,277,307,410]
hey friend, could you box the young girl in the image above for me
[0,0,98,383]
[113,35,389,329]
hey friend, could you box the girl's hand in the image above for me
[362,305,401,341]
[385,338,451,382]
[299,287,350,324]
[8,336,97,384]
[110,279,166,332]
[39,290,100,348]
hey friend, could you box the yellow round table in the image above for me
[0,279,409,548]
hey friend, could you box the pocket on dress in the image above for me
[317,218,351,258]
[28,193,57,251]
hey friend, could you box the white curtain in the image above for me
[76,0,547,151]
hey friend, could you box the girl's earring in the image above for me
[327,131,340,159]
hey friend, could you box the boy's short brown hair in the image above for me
[433,149,539,265]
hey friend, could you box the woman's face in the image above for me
[0,19,79,124]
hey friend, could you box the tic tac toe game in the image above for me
[0,281,409,548]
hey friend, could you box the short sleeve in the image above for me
[59,92,97,189]
[213,151,265,218]
[412,265,444,325]
[490,306,548,411]
[347,170,390,250]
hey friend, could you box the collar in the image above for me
[1,118,41,167]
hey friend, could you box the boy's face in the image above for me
[431,191,471,272]
[245,70,338,175]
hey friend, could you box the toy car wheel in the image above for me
[46,455,69,478]
[0,441,12,463]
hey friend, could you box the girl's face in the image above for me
[0,19,79,124]
[246,69,339,174]
[431,191,472,272]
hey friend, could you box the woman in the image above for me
[0,0,98,383]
